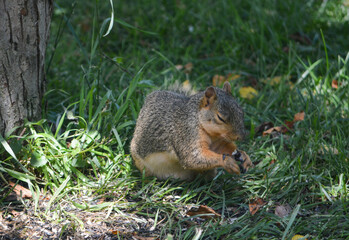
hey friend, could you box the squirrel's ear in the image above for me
[201,87,217,108]
[223,81,231,94]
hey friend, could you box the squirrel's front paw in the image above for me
[223,155,241,175]
[238,150,253,173]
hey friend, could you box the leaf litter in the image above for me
[249,198,266,215]
[0,189,166,239]
[186,205,221,220]
[262,111,305,137]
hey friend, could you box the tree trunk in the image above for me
[0,0,53,136]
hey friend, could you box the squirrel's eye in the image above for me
[217,114,226,123]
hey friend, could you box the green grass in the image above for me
[1,0,349,239]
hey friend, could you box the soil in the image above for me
[0,192,162,240]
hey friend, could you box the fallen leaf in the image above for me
[293,111,305,122]
[212,73,241,86]
[239,86,258,100]
[9,181,32,199]
[255,122,274,135]
[249,198,266,215]
[284,120,294,129]
[275,204,292,218]
[175,65,183,71]
[262,76,281,86]
[184,62,193,73]
[262,126,287,136]
[263,111,304,137]
[332,79,338,89]
[212,74,225,86]
[331,79,342,89]
[187,205,221,219]
[291,235,307,240]
[226,73,241,81]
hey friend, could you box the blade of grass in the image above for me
[0,133,31,174]
[45,175,71,214]
[281,204,301,240]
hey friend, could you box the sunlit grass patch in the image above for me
[1,0,349,239]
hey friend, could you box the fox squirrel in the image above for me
[130,81,253,180]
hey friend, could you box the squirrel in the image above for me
[130,81,253,180]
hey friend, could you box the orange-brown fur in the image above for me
[130,82,253,180]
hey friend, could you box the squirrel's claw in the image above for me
[223,155,241,175]
[233,150,253,173]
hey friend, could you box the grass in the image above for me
[1,0,349,239]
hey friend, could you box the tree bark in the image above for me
[0,0,53,136]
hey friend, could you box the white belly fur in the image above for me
[143,151,195,180]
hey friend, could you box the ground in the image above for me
[1,0,349,239]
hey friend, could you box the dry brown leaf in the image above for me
[262,126,287,136]
[184,62,193,73]
[212,73,240,86]
[212,74,225,86]
[255,122,274,135]
[284,120,294,129]
[187,205,221,219]
[110,230,120,235]
[263,111,304,137]
[226,73,241,81]
[294,111,305,122]
[331,79,340,89]
[249,198,266,215]
[275,204,292,218]
[9,181,32,199]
